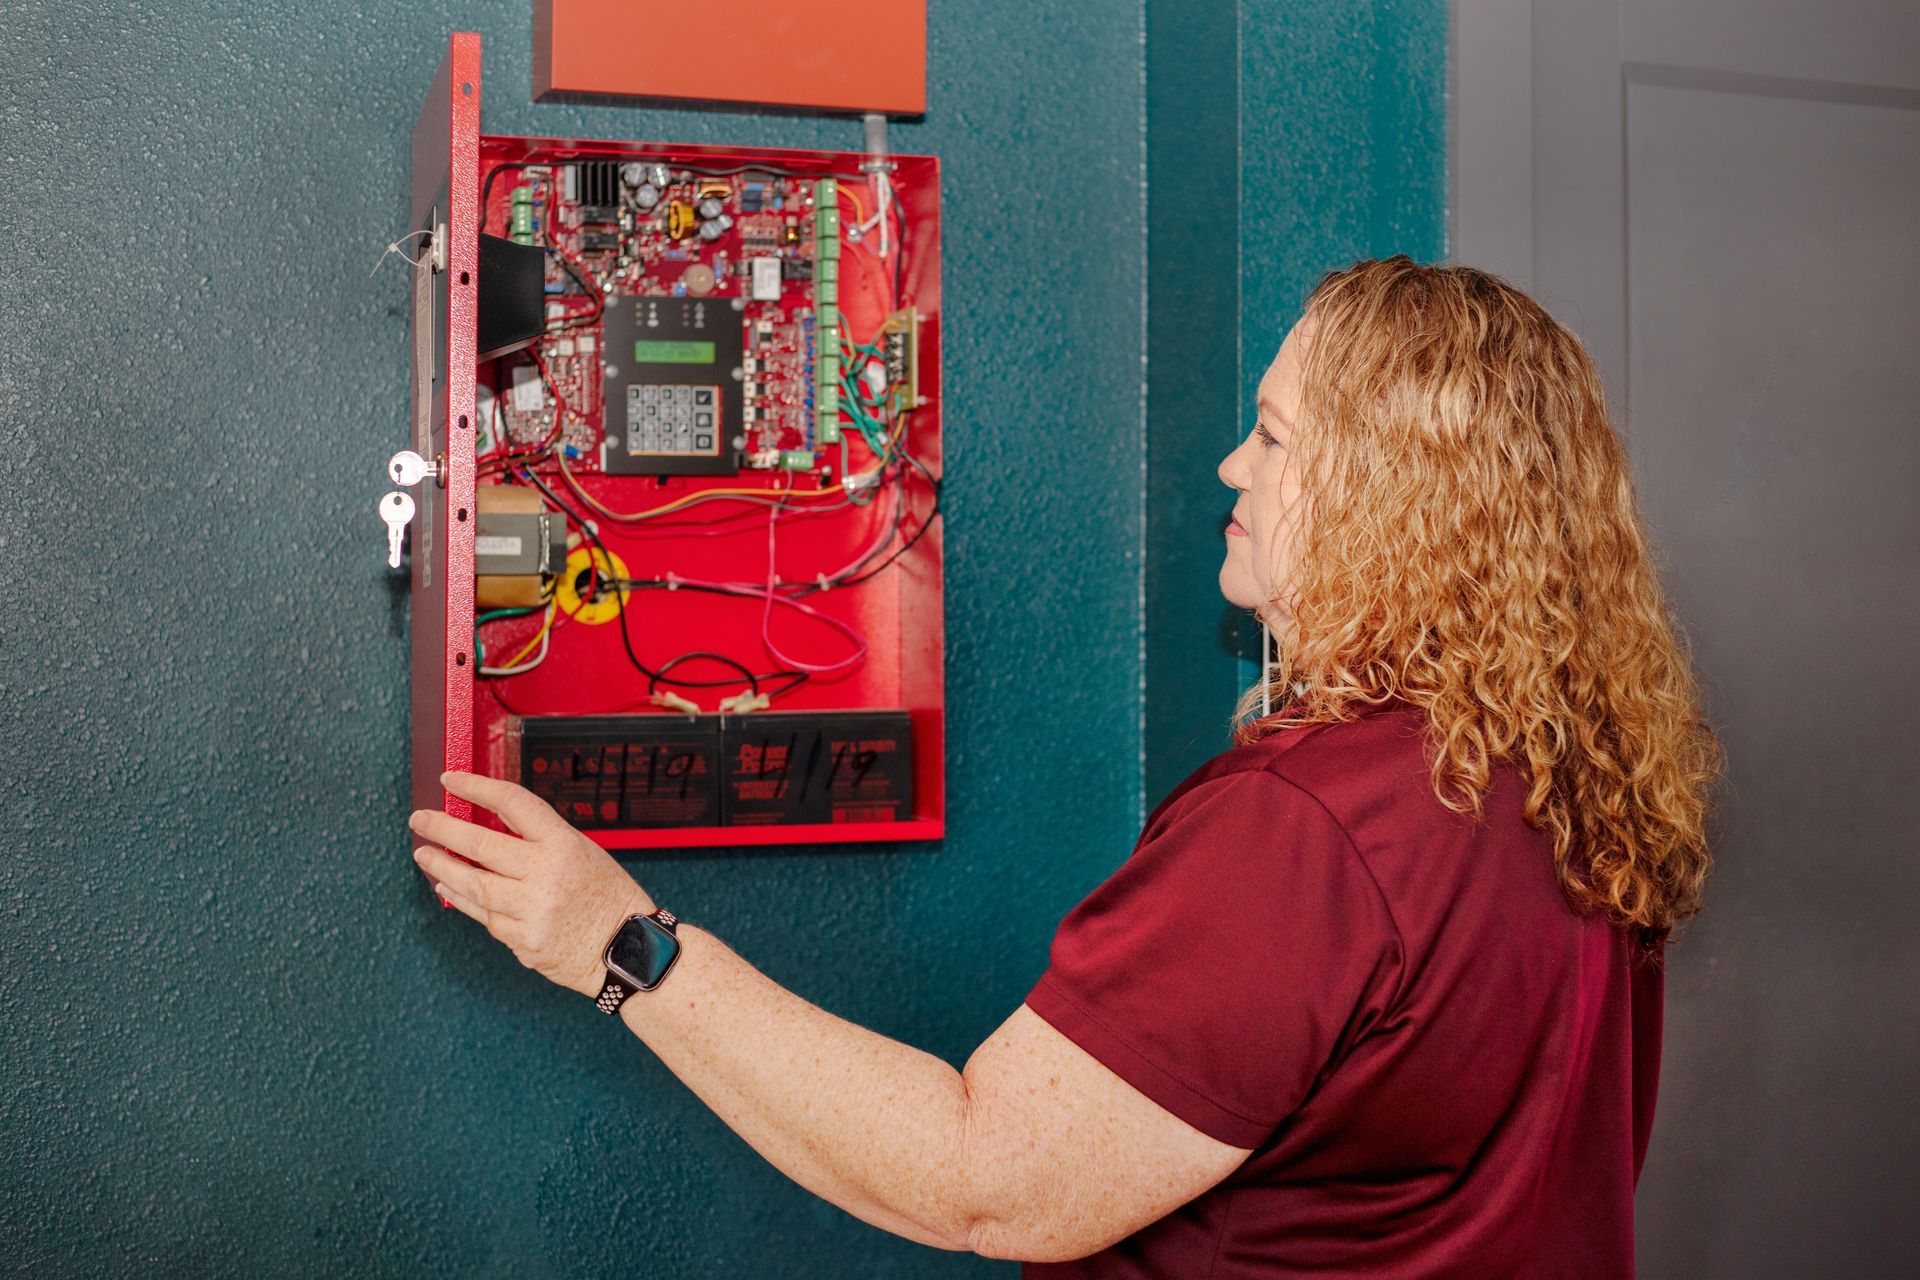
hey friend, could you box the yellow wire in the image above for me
[556,453,844,521]
[500,603,556,670]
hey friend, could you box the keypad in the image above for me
[624,384,719,455]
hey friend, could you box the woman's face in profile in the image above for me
[1217,322,1311,623]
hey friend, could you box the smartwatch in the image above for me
[594,908,682,1015]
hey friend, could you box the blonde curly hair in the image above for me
[1236,257,1721,945]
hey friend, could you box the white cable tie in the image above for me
[815,572,831,592]
[665,570,680,591]
[649,690,702,715]
[368,229,434,278]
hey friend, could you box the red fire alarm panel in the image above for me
[534,0,927,116]
[396,34,943,850]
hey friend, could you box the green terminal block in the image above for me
[814,180,842,262]
[779,450,815,472]
[508,186,536,245]
[813,179,840,244]
[817,383,840,416]
[817,413,842,445]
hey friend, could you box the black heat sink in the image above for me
[576,161,620,221]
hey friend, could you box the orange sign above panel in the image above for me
[534,0,927,115]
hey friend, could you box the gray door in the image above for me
[1452,2,1920,1275]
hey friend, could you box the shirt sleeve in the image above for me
[1024,768,1401,1149]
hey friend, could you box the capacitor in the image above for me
[697,214,734,243]
[646,164,671,188]
[696,196,725,221]
[633,182,661,210]
[620,161,647,187]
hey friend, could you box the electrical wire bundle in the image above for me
[468,156,939,713]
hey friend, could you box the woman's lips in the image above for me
[1225,516,1248,537]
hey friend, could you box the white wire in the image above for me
[479,605,555,677]
[853,170,893,259]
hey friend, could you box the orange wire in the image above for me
[555,453,843,522]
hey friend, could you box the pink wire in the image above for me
[660,571,868,674]
[756,498,864,674]
[637,477,905,675]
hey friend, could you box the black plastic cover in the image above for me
[476,232,547,361]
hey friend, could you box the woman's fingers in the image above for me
[414,844,513,921]
[431,877,491,928]
[441,770,571,841]
[409,808,530,876]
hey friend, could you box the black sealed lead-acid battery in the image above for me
[720,710,913,826]
[509,715,722,829]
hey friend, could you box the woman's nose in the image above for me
[1218,440,1249,490]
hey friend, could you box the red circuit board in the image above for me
[481,160,901,471]
[408,101,944,849]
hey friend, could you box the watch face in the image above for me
[606,915,676,990]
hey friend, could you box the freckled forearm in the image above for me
[615,925,983,1250]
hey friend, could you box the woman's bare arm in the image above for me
[411,771,1249,1262]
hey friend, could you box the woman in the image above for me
[410,257,1719,1275]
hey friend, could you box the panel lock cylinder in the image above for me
[389,449,446,488]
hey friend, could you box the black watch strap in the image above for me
[593,975,635,1016]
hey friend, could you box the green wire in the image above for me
[473,606,542,670]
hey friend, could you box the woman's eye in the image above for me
[1254,421,1279,449]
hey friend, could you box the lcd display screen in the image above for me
[633,339,715,364]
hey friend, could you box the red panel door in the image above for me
[406,33,483,825]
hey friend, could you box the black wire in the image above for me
[477,161,544,235]
[824,452,939,591]
[648,651,761,695]
[513,464,810,697]
[887,173,907,306]
[512,465,676,683]
[545,249,604,326]
[821,465,909,581]
[597,452,939,597]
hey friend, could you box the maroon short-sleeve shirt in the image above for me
[1023,701,1662,1278]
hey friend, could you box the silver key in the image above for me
[379,491,416,568]
[388,449,433,487]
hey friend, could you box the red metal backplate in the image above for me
[452,135,944,850]
[408,34,482,827]
[533,0,926,115]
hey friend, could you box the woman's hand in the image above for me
[409,771,655,998]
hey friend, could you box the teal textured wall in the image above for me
[1145,0,1450,801]
[0,2,1443,1275]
